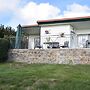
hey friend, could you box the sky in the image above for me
[0,0,90,29]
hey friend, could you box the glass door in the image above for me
[77,34,88,48]
[34,37,40,48]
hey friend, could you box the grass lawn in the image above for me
[0,63,90,90]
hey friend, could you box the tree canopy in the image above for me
[0,24,16,38]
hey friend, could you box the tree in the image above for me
[0,24,16,38]
[0,24,4,38]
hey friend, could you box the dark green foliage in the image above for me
[0,38,10,62]
[0,25,4,38]
[0,24,16,61]
[9,37,15,49]
[5,26,16,36]
[0,31,4,38]
[0,24,16,37]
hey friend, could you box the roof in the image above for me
[22,24,39,28]
[37,16,90,24]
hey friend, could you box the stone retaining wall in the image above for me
[8,49,90,64]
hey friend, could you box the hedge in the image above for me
[0,38,10,62]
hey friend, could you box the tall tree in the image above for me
[0,24,16,38]
[0,24,4,38]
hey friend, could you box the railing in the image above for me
[13,35,90,49]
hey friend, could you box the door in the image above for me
[28,37,34,49]
[28,36,40,49]
[70,31,77,48]
[34,37,40,48]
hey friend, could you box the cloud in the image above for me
[0,0,20,12]
[63,3,90,17]
[9,2,61,26]
[21,2,60,20]
[0,1,90,28]
[0,0,21,27]
[8,2,90,27]
[15,2,90,26]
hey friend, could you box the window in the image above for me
[78,34,88,48]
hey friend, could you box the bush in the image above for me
[0,38,10,62]
[0,30,4,38]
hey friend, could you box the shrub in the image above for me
[0,38,10,62]
[0,30,4,38]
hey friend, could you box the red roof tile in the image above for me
[37,16,90,24]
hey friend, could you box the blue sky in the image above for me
[23,0,90,10]
[0,0,90,28]
[32,0,90,9]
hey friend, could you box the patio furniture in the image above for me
[60,41,69,48]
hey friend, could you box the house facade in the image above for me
[15,16,90,49]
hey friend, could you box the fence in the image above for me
[12,34,90,49]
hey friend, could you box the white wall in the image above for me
[40,24,73,49]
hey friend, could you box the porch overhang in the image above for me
[22,25,40,35]
[37,16,90,30]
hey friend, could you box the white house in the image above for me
[15,16,90,49]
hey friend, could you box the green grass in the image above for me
[0,63,90,90]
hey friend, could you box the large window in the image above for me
[77,34,90,48]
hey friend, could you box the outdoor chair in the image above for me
[60,41,69,48]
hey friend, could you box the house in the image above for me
[15,16,90,49]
